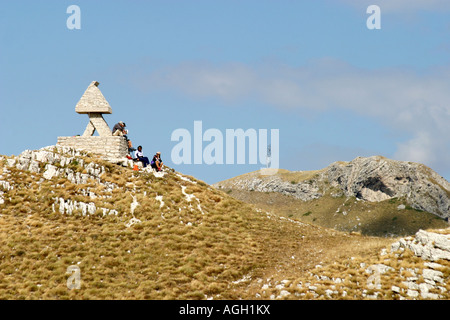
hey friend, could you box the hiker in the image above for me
[135,146,150,167]
[151,151,163,172]
[112,122,136,157]
[112,121,126,136]
[124,130,136,157]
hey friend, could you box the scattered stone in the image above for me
[43,164,59,180]
[424,262,444,270]
[278,290,290,299]
[407,289,419,298]
[422,269,444,284]
[391,286,401,293]
[366,263,394,275]
[392,230,450,261]
[125,217,142,228]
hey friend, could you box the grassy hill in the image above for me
[221,188,448,237]
[0,148,449,300]
[215,166,449,237]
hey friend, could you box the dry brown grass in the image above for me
[225,189,448,237]
[0,155,306,299]
[1,152,449,300]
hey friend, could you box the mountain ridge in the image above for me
[214,155,450,219]
[213,155,450,237]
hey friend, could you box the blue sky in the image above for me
[1,0,450,184]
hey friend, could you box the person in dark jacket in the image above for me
[151,152,163,171]
[112,121,126,136]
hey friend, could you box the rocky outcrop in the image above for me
[3,145,157,182]
[53,197,118,216]
[0,145,170,220]
[325,156,450,219]
[215,172,322,201]
[260,229,450,300]
[214,156,450,219]
[391,229,450,262]
[388,229,450,299]
[4,146,114,185]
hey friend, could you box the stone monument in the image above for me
[57,81,128,159]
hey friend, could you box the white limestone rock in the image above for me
[391,229,450,261]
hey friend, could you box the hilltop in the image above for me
[214,156,450,236]
[1,148,450,300]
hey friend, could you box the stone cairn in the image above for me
[57,81,128,159]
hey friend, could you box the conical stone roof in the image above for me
[75,81,112,114]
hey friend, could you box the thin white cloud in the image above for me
[394,131,436,165]
[137,59,450,176]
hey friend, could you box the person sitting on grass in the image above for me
[151,151,163,172]
[135,146,150,168]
